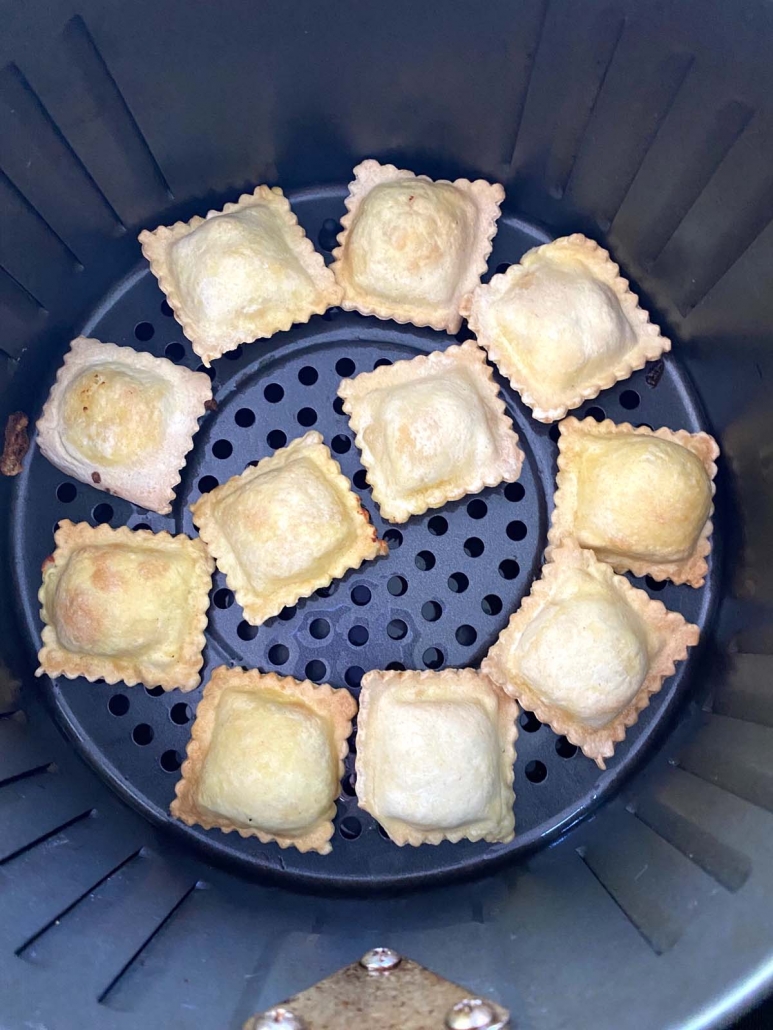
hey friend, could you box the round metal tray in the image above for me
[12,184,717,890]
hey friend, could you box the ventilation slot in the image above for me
[631,767,753,893]
[577,808,717,954]
[678,713,773,814]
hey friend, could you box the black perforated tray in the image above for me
[11,184,717,890]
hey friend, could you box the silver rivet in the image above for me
[359,946,402,972]
[247,1007,307,1030]
[445,998,508,1030]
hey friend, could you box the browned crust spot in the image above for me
[0,411,29,477]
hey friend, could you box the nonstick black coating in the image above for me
[11,183,718,890]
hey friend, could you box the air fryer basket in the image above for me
[1,1,772,1028]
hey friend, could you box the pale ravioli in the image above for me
[191,431,387,625]
[549,417,719,587]
[466,235,670,422]
[482,543,699,768]
[171,667,356,854]
[36,337,213,514]
[356,668,517,846]
[338,341,524,523]
[140,187,342,364]
[331,160,504,333]
[36,521,214,691]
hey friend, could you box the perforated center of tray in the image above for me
[12,186,716,889]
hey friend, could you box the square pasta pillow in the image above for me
[548,417,719,587]
[139,187,342,364]
[171,667,356,854]
[37,521,214,692]
[465,235,670,422]
[482,542,699,768]
[36,337,213,514]
[337,341,524,523]
[356,668,517,846]
[331,159,504,333]
[191,431,387,625]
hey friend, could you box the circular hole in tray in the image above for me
[428,515,448,536]
[448,572,469,594]
[525,760,548,783]
[556,737,578,759]
[318,218,341,252]
[160,750,183,773]
[57,482,77,503]
[339,816,362,840]
[422,646,444,669]
[384,529,403,549]
[198,475,218,494]
[481,594,503,616]
[305,660,327,683]
[235,407,255,427]
[345,666,364,688]
[268,644,289,666]
[165,341,185,361]
[267,429,287,450]
[499,558,520,580]
[415,550,436,571]
[464,536,484,558]
[387,619,408,640]
[132,723,154,746]
[620,389,640,410]
[92,502,113,524]
[309,618,331,640]
[108,694,129,717]
[336,357,355,377]
[351,585,371,606]
[455,624,477,646]
[134,321,154,342]
[214,588,234,609]
[212,439,233,459]
[506,520,527,541]
[297,406,317,427]
[171,703,192,725]
[387,575,407,596]
[348,625,369,647]
[520,711,541,733]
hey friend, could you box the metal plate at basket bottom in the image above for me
[12,185,717,891]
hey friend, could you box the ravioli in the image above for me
[338,341,523,523]
[36,520,213,691]
[36,337,212,514]
[356,668,517,846]
[140,186,342,364]
[482,542,699,767]
[191,431,387,624]
[172,667,356,854]
[548,417,719,587]
[331,159,504,333]
[466,234,670,422]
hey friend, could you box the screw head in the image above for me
[248,1007,307,1030]
[445,998,508,1030]
[359,946,402,972]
